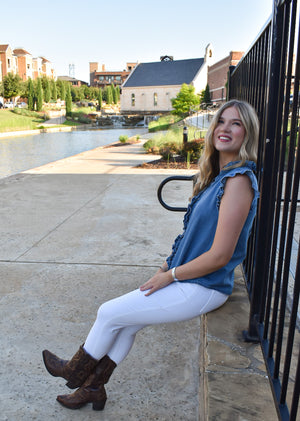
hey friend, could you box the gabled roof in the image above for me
[0,44,9,53]
[123,58,204,88]
[40,57,51,63]
[13,48,31,56]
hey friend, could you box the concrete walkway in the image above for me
[0,142,276,420]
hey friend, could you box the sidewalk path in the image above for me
[0,142,276,420]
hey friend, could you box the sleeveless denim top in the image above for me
[166,161,259,295]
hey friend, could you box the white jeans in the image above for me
[84,282,228,364]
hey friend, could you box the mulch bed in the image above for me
[105,141,199,169]
[138,156,199,170]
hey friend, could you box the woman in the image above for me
[43,99,260,411]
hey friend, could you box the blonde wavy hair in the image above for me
[192,99,259,197]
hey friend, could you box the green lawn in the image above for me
[0,109,46,132]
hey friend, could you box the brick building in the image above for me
[0,45,17,80]
[57,75,88,87]
[0,44,56,82]
[89,62,137,89]
[13,48,33,81]
[207,51,244,103]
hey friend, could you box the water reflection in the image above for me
[0,128,148,179]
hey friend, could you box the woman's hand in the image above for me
[140,270,173,296]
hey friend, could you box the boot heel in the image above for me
[92,399,106,411]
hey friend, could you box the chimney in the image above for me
[102,64,105,72]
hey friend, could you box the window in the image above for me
[99,76,104,81]
[7,58,11,68]
[154,93,158,106]
[131,93,135,106]
[115,76,121,81]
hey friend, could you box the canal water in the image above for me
[0,127,148,179]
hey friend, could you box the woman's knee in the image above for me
[96,301,114,322]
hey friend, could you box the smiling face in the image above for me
[213,106,246,166]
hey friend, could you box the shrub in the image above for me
[181,139,204,161]
[159,142,180,160]
[119,135,128,143]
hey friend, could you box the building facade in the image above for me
[13,48,33,81]
[89,62,137,89]
[0,44,56,82]
[120,45,214,114]
[207,51,244,103]
[57,76,88,87]
[0,45,17,79]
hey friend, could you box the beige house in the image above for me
[0,45,18,81]
[13,48,33,81]
[120,45,214,114]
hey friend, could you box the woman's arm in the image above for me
[140,174,254,296]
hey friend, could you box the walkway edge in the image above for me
[199,313,208,421]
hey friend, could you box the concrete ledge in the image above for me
[0,124,95,139]
[200,265,278,421]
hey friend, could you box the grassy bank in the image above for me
[0,109,47,132]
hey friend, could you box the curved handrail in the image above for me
[157,175,195,212]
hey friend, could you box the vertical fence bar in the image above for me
[228,0,300,418]
[243,0,284,341]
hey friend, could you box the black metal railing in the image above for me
[229,0,299,419]
[157,1,299,419]
[157,175,195,212]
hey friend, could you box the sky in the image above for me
[2,0,273,83]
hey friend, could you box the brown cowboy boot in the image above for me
[42,345,98,389]
[56,355,117,410]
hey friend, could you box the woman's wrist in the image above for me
[159,264,168,272]
[171,267,179,281]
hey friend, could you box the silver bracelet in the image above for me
[172,267,179,281]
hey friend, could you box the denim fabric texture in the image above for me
[166,161,259,295]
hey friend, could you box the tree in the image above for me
[111,84,118,104]
[44,78,51,103]
[171,83,199,116]
[51,79,57,102]
[200,84,211,108]
[106,86,113,104]
[3,73,22,100]
[83,85,90,99]
[61,82,66,101]
[71,86,84,102]
[36,78,43,111]
[27,78,35,111]
[98,88,102,109]
[65,84,72,116]
[115,86,120,102]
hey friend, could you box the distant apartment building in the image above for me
[57,75,88,87]
[89,62,137,89]
[0,45,17,79]
[0,44,56,82]
[13,48,33,81]
[207,51,244,103]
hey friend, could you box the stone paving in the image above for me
[0,142,279,420]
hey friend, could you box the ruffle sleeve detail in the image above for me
[216,162,259,209]
[166,190,204,268]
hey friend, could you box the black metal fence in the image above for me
[228,0,300,419]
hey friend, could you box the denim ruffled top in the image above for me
[166,161,259,295]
